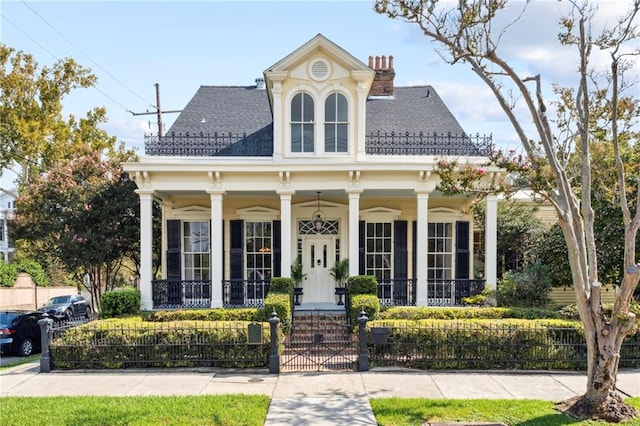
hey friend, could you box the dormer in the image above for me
[264,34,375,160]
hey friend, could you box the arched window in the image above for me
[290,92,314,153]
[324,93,348,153]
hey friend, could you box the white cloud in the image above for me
[102,119,149,154]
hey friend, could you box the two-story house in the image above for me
[124,34,500,311]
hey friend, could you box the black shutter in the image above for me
[412,221,417,305]
[166,220,181,281]
[229,220,244,305]
[273,220,281,277]
[393,221,408,304]
[358,220,366,275]
[455,221,470,280]
[230,220,244,280]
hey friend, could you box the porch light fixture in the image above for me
[312,191,324,233]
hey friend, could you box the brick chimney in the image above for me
[368,55,395,97]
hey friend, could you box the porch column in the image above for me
[484,194,498,296]
[278,190,295,278]
[415,190,430,307]
[346,189,362,276]
[136,190,154,310]
[209,190,225,308]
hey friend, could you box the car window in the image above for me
[0,313,19,325]
[45,296,71,305]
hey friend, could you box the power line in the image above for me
[19,0,156,110]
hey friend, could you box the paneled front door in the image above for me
[302,236,334,303]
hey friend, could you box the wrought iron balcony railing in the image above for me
[144,131,492,157]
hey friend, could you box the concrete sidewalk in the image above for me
[1,362,639,425]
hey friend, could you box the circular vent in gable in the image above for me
[310,59,330,81]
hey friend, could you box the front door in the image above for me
[302,236,334,303]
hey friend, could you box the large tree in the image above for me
[10,150,141,307]
[0,44,114,184]
[375,0,639,421]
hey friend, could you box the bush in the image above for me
[0,259,49,287]
[349,294,380,327]
[0,261,17,287]
[143,308,260,322]
[379,306,559,320]
[260,292,291,332]
[50,318,272,369]
[495,263,552,308]
[269,277,293,295]
[347,275,377,296]
[100,287,141,318]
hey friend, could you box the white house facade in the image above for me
[124,34,500,311]
[0,187,17,263]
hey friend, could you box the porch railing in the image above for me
[223,280,270,308]
[151,279,484,309]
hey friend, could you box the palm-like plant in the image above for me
[291,255,306,287]
[330,258,349,287]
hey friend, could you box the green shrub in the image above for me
[50,318,272,369]
[0,261,17,287]
[367,318,589,370]
[495,263,552,308]
[100,287,141,318]
[260,292,291,332]
[269,277,293,296]
[379,306,559,320]
[144,308,260,322]
[15,259,50,287]
[349,294,380,327]
[347,275,377,296]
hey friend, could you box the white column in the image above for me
[484,194,498,296]
[356,82,368,161]
[136,190,154,310]
[209,191,224,308]
[346,189,362,276]
[415,190,430,307]
[278,190,294,277]
[271,82,283,161]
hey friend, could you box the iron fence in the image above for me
[49,321,271,370]
[366,321,640,370]
[365,131,493,156]
[152,280,212,309]
[145,131,273,157]
[223,280,270,308]
[377,279,485,307]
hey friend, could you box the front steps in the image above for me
[281,308,357,372]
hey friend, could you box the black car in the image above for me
[39,294,92,321]
[0,311,43,356]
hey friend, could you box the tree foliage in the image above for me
[10,150,140,303]
[375,0,640,421]
[0,44,116,184]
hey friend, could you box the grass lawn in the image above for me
[370,397,640,425]
[0,395,270,426]
[0,355,39,369]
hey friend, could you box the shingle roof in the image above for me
[167,85,465,136]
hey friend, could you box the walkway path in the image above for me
[1,362,639,425]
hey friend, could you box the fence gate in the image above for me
[281,309,357,372]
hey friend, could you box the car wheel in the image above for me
[65,308,73,321]
[85,306,92,318]
[18,338,34,357]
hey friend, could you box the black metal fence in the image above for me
[49,321,271,370]
[365,132,493,156]
[366,321,640,370]
[223,280,270,308]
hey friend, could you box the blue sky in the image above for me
[1,1,637,188]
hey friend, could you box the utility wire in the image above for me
[1,13,135,114]
[18,0,156,110]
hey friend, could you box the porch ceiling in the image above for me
[152,188,463,200]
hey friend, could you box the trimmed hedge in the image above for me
[349,294,380,328]
[269,277,293,296]
[100,287,141,318]
[261,292,291,332]
[367,318,589,370]
[379,306,560,320]
[143,308,260,322]
[0,259,49,287]
[347,275,377,296]
[50,318,272,369]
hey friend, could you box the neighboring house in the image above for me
[0,187,17,263]
[124,34,501,311]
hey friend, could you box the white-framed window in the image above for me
[290,92,314,153]
[246,221,272,282]
[324,92,348,153]
[183,221,210,281]
[365,222,392,282]
[427,222,453,280]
